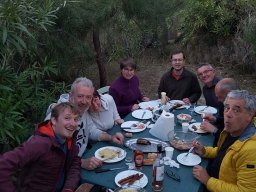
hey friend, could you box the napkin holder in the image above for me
[149,111,174,141]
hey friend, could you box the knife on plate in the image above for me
[95,167,126,173]
[141,111,146,119]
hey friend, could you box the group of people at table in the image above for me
[0,49,255,192]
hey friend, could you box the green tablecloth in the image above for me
[80,108,214,192]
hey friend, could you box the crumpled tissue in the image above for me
[162,157,180,168]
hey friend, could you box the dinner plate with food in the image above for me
[95,146,126,163]
[138,100,160,111]
[188,122,207,134]
[168,100,187,109]
[121,121,147,133]
[115,170,148,188]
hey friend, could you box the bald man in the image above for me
[201,78,239,145]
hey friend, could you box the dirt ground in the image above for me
[86,54,256,103]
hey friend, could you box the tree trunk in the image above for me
[93,27,107,87]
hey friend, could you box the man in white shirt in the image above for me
[45,77,124,170]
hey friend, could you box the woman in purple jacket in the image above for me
[0,102,81,192]
[109,58,149,117]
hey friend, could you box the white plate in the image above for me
[95,146,126,163]
[121,121,147,133]
[132,109,153,120]
[115,170,148,188]
[139,100,160,110]
[168,100,187,109]
[177,153,201,166]
[188,122,207,134]
[194,106,217,115]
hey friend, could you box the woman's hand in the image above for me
[111,132,124,145]
[142,96,150,102]
[131,104,140,111]
[114,119,124,125]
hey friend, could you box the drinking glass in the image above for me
[125,150,135,170]
[189,103,196,115]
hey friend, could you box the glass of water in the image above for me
[125,150,135,170]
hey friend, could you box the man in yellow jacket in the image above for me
[192,90,256,192]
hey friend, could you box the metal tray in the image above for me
[125,138,169,153]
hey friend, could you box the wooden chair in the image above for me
[97,86,110,94]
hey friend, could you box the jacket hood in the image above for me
[36,121,74,149]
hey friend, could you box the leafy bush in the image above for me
[180,0,255,44]
[0,59,68,148]
[0,0,69,149]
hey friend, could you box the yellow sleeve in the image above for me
[203,146,218,159]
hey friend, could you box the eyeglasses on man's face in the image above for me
[197,69,213,78]
[171,58,184,63]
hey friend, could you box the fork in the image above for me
[182,146,194,160]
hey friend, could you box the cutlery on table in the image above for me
[181,146,194,161]
[95,167,126,173]
[141,111,146,119]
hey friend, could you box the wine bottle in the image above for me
[152,144,164,191]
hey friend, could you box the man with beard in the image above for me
[45,77,124,170]
[192,90,256,192]
[158,50,201,104]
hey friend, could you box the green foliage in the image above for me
[180,0,254,44]
[241,14,256,54]
[0,58,69,148]
[122,0,180,50]
[0,0,69,148]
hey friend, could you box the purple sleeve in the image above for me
[0,137,45,192]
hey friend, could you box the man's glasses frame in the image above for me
[197,69,213,78]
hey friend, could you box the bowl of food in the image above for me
[176,113,192,125]
[114,185,146,192]
[168,131,199,150]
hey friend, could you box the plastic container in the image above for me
[168,131,199,150]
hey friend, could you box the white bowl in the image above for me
[176,113,192,125]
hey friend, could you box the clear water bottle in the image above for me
[152,144,164,191]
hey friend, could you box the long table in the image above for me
[80,108,215,192]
